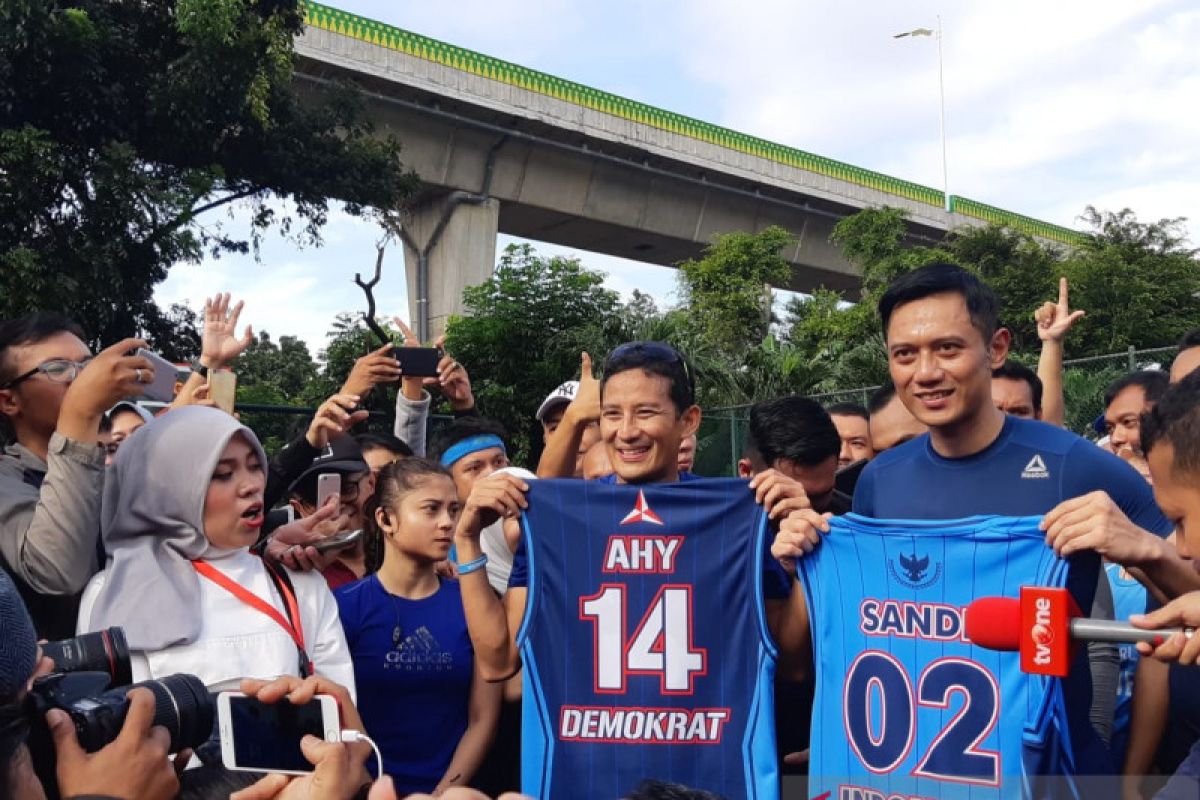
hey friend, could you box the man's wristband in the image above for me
[456,554,489,575]
[191,360,209,378]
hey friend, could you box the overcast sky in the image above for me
[156,0,1200,355]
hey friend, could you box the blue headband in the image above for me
[440,434,506,467]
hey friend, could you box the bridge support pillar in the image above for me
[401,193,499,341]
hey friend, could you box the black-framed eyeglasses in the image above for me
[339,472,371,503]
[604,341,695,404]
[1,358,91,390]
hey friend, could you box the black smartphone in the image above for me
[392,346,443,378]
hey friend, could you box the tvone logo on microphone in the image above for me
[1031,597,1054,666]
[1019,587,1071,677]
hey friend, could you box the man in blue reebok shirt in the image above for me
[774,263,1196,782]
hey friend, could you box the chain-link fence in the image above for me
[693,345,1178,477]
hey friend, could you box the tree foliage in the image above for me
[675,226,792,353]
[781,205,1199,421]
[444,244,625,462]
[808,206,1200,363]
[0,0,418,350]
[238,332,318,400]
[144,303,202,363]
[1062,208,1199,353]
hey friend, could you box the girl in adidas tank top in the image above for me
[335,458,502,794]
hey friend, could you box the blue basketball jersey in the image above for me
[799,513,1082,800]
[517,478,778,800]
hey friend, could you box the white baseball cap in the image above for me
[535,381,580,422]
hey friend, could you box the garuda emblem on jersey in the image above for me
[889,550,942,589]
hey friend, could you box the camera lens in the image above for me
[41,628,132,686]
[135,674,214,753]
[73,674,214,754]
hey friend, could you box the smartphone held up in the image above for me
[218,691,341,775]
[133,349,181,404]
[392,346,442,379]
[316,473,342,511]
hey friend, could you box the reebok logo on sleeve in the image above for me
[1021,454,1049,479]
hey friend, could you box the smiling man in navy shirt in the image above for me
[775,263,1194,780]
[852,265,1191,601]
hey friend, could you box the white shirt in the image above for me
[78,547,356,700]
[482,467,537,593]
[480,518,514,594]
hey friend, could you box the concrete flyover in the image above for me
[293,2,1083,338]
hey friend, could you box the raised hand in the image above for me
[391,317,427,401]
[430,336,475,412]
[202,293,254,368]
[1035,278,1086,343]
[170,379,217,410]
[340,344,402,398]
[457,473,529,540]
[567,352,601,424]
[391,316,421,348]
[306,394,369,450]
[58,338,153,443]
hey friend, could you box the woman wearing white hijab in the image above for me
[77,406,355,697]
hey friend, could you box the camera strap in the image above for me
[191,558,313,677]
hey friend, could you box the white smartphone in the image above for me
[134,349,180,403]
[315,473,341,509]
[217,691,341,775]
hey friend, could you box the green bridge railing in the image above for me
[303,1,1087,246]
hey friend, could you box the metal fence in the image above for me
[692,344,1179,477]
[227,345,1178,473]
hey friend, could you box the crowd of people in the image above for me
[2,264,1200,799]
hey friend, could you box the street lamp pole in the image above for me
[935,16,949,212]
[895,19,950,212]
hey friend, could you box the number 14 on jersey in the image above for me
[580,584,707,695]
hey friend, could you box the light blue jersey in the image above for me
[799,513,1093,799]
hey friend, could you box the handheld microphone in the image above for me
[964,587,1192,676]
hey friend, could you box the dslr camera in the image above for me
[27,627,213,797]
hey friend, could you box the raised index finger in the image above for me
[1058,277,1069,309]
[392,317,419,343]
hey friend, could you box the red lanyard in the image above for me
[191,558,313,674]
